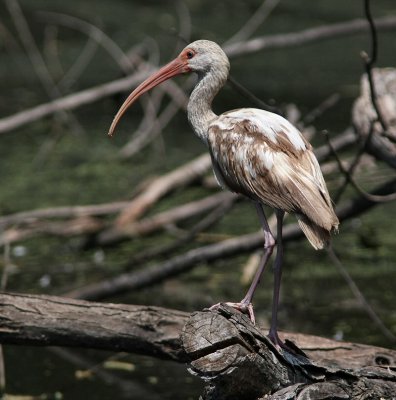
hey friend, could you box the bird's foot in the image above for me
[209,301,255,324]
[267,329,288,351]
[267,329,307,358]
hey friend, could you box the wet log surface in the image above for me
[0,293,395,399]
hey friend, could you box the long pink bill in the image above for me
[108,57,189,137]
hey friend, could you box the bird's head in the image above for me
[182,40,230,76]
[108,40,229,137]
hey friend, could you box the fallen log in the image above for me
[0,293,395,399]
[0,292,186,362]
[182,306,396,399]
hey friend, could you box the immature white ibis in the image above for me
[108,40,339,348]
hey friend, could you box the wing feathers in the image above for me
[208,108,339,247]
[297,215,330,250]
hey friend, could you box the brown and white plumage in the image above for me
[207,108,338,249]
[108,39,339,349]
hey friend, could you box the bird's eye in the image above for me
[186,50,194,59]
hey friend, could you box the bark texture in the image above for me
[181,306,396,400]
[1,293,395,399]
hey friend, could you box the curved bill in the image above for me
[108,57,189,137]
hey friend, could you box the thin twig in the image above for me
[6,0,62,98]
[120,89,165,156]
[303,93,341,125]
[59,35,99,90]
[39,12,166,142]
[119,97,183,158]
[125,195,237,265]
[228,75,283,115]
[333,122,376,204]
[99,192,237,244]
[5,0,82,133]
[0,201,129,229]
[37,11,135,73]
[225,15,396,57]
[223,0,280,46]
[327,246,396,343]
[115,153,212,226]
[43,25,64,79]
[0,69,150,134]
[119,76,191,158]
[175,1,192,48]
[325,131,396,203]
[361,0,388,133]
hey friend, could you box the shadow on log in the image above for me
[0,293,395,399]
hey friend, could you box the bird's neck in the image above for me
[187,69,227,145]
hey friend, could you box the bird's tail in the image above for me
[296,215,333,250]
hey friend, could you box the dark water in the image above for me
[1,0,396,398]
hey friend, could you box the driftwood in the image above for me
[0,293,395,399]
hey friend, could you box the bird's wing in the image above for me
[208,108,337,231]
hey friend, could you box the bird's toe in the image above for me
[209,301,256,325]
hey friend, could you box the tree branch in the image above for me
[114,153,212,226]
[361,0,389,133]
[325,130,396,202]
[2,16,396,134]
[63,176,396,301]
[225,15,396,57]
[0,69,149,134]
[0,201,129,229]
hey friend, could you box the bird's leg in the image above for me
[267,210,286,349]
[211,203,275,323]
